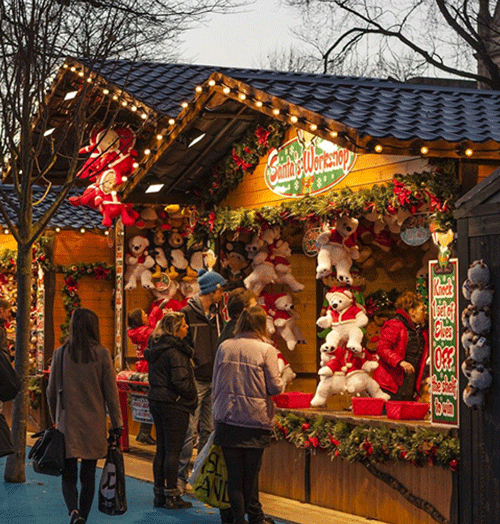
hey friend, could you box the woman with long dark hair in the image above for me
[47,308,123,524]
[212,306,283,524]
[144,311,197,510]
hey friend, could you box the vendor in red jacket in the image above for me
[127,308,157,445]
[373,291,429,400]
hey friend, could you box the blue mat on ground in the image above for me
[0,454,289,524]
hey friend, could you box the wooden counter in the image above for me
[260,408,457,524]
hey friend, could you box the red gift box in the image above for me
[272,392,313,408]
[386,401,430,420]
[351,397,385,416]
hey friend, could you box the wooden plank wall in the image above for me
[51,230,115,358]
[260,440,453,524]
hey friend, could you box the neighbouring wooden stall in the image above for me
[454,168,500,524]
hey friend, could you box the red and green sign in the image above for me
[264,132,356,198]
[429,258,459,427]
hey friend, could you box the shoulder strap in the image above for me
[57,346,65,416]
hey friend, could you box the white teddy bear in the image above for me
[315,216,360,283]
[124,235,155,290]
[243,233,277,295]
[316,287,368,354]
[263,292,306,351]
[310,346,346,408]
[267,239,304,292]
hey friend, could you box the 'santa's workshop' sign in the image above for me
[265,130,357,198]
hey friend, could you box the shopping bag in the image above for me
[0,350,20,402]
[0,414,14,457]
[191,442,230,509]
[28,427,65,476]
[188,431,215,486]
[99,437,127,515]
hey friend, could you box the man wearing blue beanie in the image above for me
[177,268,226,493]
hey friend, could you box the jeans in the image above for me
[62,458,97,520]
[149,401,190,490]
[178,379,213,482]
[222,447,265,524]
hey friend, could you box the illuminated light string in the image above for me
[55,64,492,177]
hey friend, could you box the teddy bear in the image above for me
[463,384,485,408]
[262,292,306,351]
[363,320,382,353]
[277,351,296,388]
[124,235,155,290]
[148,279,187,326]
[310,346,347,408]
[461,329,476,353]
[469,307,491,335]
[221,241,249,290]
[468,336,491,363]
[69,127,137,211]
[470,286,494,309]
[94,169,140,227]
[266,238,304,292]
[341,350,390,399]
[461,358,493,390]
[316,287,368,354]
[315,216,360,283]
[165,230,189,273]
[243,233,277,295]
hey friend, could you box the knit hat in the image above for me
[197,268,227,295]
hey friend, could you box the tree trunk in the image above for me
[4,243,33,483]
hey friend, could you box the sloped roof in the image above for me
[0,185,105,229]
[98,61,500,145]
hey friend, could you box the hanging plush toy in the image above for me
[316,287,368,354]
[277,351,296,388]
[315,216,360,283]
[461,259,494,408]
[124,235,155,291]
[69,127,139,227]
[243,233,277,295]
[262,292,306,351]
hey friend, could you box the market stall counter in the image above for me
[262,406,458,524]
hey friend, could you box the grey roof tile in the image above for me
[0,185,105,229]
[94,61,500,144]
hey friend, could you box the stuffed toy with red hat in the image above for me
[315,215,360,284]
[316,287,368,354]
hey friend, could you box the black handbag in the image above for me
[0,349,20,402]
[28,427,65,475]
[28,347,66,476]
[0,413,14,457]
[98,434,127,515]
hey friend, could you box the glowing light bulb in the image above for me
[309,124,317,131]
[374,144,383,153]
[420,146,429,155]
[465,148,473,157]
[272,108,280,115]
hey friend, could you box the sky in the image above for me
[179,0,303,69]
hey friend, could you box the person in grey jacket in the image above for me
[47,308,122,524]
[212,306,284,524]
[144,311,198,510]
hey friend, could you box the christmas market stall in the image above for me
[37,60,500,524]
[0,186,114,433]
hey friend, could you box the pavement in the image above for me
[0,444,388,524]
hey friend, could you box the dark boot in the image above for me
[137,423,156,444]
[153,487,166,508]
[165,488,193,509]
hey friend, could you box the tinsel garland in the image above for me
[194,121,288,207]
[61,262,114,336]
[190,160,458,244]
[273,411,459,471]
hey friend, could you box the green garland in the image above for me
[194,121,288,207]
[61,262,114,336]
[273,411,459,471]
[190,160,458,244]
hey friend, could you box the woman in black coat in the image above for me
[144,311,197,510]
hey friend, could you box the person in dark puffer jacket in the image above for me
[144,312,198,510]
